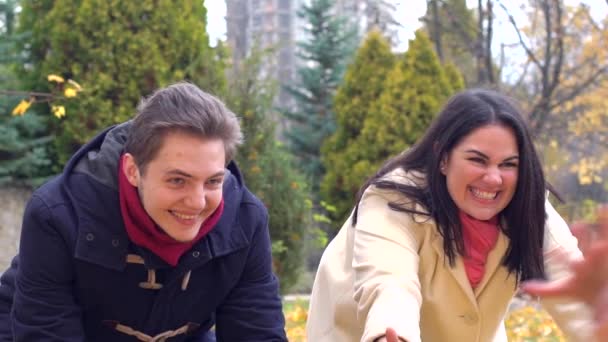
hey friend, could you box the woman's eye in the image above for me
[469,157,485,164]
[502,162,519,168]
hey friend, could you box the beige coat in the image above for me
[307,169,593,342]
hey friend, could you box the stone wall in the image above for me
[0,187,31,271]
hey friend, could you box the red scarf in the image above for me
[118,155,224,266]
[459,211,500,289]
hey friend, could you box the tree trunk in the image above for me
[429,0,444,62]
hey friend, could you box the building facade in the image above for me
[226,0,301,121]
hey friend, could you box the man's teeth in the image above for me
[172,211,197,220]
[471,188,497,199]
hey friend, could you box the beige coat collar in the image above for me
[431,224,510,307]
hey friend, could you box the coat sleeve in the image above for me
[214,205,287,342]
[0,256,18,340]
[352,187,423,342]
[9,195,85,341]
[540,199,596,341]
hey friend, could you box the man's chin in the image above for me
[159,225,200,243]
[170,231,199,243]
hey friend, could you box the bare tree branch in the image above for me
[477,0,485,83]
[498,1,543,70]
[0,90,55,98]
[429,0,444,62]
[435,10,478,52]
[579,4,602,31]
[529,0,565,134]
[549,65,608,112]
[550,1,564,98]
[509,59,531,92]
[485,0,495,84]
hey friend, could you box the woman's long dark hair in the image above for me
[353,89,547,282]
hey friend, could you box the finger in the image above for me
[595,322,608,341]
[520,278,573,297]
[597,204,608,240]
[595,287,608,324]
[572,223,592,255]
[585,241,608,263]
[567,250,608,305]
[580,242,608,279]
[596,287,608,342]
[385,327,400,342]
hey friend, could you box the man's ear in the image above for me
[123,153,141,187]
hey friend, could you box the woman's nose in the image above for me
[483,167,503,186]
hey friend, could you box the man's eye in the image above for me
[168,178,185,185]
[208,178,223,185]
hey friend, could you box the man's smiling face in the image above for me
[123,131,226,242]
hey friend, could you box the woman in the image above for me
[307,89,594,342]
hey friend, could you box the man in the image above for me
[523,205,608,340]
[0,82,287,341]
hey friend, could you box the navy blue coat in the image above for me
[0,123,287,341]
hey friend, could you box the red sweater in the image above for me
[459,211,500,289]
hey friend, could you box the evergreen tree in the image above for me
[444,61,466,91]
[16,0,225,165]
[0,0,17,42]
[359,30,463,172]
[321,30,464,228]
[227,47,311,293]
[0,114,54,187]
[339,0,401,46]
[0,0,54,187]
[320,30,395,225]
[283,0,357,193]
[423,0,477,86]
[363,0,401,46]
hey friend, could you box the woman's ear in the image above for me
[123,153,141,187]
[439,155,448,175]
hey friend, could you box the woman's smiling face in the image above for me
[441,124,520,221]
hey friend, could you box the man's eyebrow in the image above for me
[165,169,226,179]
[165,169,194,178]
[208,171,226,178]
[464,149,519,161]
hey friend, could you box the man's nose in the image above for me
[185,185,206,209]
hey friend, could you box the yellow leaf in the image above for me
[67,79,82,91]
[52,105,66,119]
[47,74,65,83]
[12,99,32,116]
[580,175,592,185]
[64,88,77,98]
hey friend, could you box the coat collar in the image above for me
[431,223,511,307]
[431,235,476,306]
